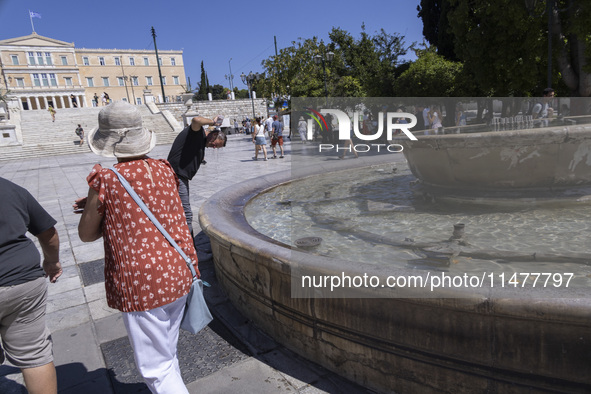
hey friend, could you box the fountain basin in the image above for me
[396,125,591,191]
[199,155,591,393]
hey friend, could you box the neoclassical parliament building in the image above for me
[0,32,188,110]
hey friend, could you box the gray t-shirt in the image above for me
[272,120,283,138]
[0,177,56,286]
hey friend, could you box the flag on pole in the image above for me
[30,11,42,18]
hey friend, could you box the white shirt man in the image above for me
[264,116,274,135]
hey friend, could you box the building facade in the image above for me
[0,32,187,110]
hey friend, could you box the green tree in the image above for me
[417,0,457,60]
[196,61,209,100]
[211,84,226,100]
[329,26,412,96]
[261,27,412,98]
[420,0,591,96]
[261,36,331,98]
[395,47,466,97]
[233,87,249,99]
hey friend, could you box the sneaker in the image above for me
[279,156,284,158]
[264,158,268,161]
[253,157,258,161]
[272,155,277,159]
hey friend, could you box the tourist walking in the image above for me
[75,124,84,145]
[48,105,56,122]
[252,117,268,161]
[271,115,285,158]
[0,177,62,394]
[76,101,199,393]
[339,124,359,159]
[429,106,443,134]
[297,116,307,143]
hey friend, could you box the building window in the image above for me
[158,57,162,66]
[122,98,128,103]
[129,57,135,66]
[41,74,49,86]
[86,77,94,87]
[28,52,35,65]
[171,57,176,66]
[162,76,166,85]
[102,77,109,86]
[117,77,125,86]
[99,57,105,66]
[136,97,142,105]
[131,76,139,86]
[16,78,25,87]
[146,76,153,86]
[45,52,52,65]
[173,76,179,85]
[115,57,121,66]
[11,55,19,65]
[83,56,89,66]
[61,56,68,65]
[36,52,44,65]
[64,77,72,87]
[143,57,149,66]
[49,74,57,86]
[32,74,40,86]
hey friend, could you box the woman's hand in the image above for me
[73,197,87,213]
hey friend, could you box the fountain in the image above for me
[199,98,591,393]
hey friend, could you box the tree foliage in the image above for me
[196,61,210,100]
[260,27,414,98]
[419,0,591,96]
[394,47,468,97]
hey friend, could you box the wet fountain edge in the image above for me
[199,152,591,393]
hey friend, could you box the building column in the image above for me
[34,96,40,110]
[81,95,88,108]
[59,96,65,108]
[26,97,32,110]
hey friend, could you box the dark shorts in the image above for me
[271,136,284,147]
[0,277,53,368]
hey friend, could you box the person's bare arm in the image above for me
[78,188,103,242]
[190,115,223,132]
[37,227,62,283]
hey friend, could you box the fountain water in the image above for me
[200,98,591,393]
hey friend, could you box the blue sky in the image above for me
[0,0,425,90]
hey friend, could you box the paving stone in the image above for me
[78,258,105,286]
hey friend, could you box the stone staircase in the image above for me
[0,105,181,162]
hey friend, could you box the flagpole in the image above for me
[29,10,35,33]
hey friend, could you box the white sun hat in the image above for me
[88,101,156,158]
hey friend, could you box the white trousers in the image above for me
[122,294,189,394]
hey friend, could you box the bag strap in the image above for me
[109,167,199,281]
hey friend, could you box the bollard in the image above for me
[451,223,465,239]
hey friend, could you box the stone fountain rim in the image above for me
[198,154,590,321]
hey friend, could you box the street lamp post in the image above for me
[524,0,554,88]
[241,71,263,122]
[313,50,334,104]
[228,58,234,92]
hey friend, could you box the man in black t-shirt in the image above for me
[167,115,226,236]
[0,177,62,394]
